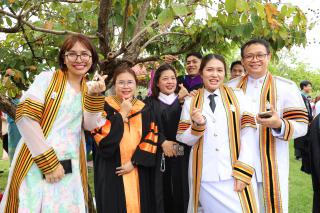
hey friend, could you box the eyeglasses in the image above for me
[65,52,92,62]
[243,53,268,62]
[116,80,136,88]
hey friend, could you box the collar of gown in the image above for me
[158,92,178,105]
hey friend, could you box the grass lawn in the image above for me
[0,140,313,212]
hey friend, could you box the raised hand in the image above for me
[191,108,206,125]
[87,74,108,95]
[178,84,189,103]
[119,98,133,122]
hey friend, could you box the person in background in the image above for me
[313,96,320,117]
[294,80,313,162]
[177,54,259,213]
[230,60,246,80]
[227,38,308,213]
[145,64,189,213]
[7,92,22,163]
[88,67,158,213]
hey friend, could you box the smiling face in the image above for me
[231,64,245,79]
[186,55,201,76]
[64,41,93,78]
[157,69,177,95]
[201,59,225,92]
[241,43,271,79]
[115,72,137,100]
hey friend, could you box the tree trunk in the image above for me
[0,95,16,119]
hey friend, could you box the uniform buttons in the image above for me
[215,148,219,151]
[214,133,218,137]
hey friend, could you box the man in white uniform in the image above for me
[228,39,308,213]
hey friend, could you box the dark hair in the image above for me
[186,52,202,61]
[230,61,242,71]
[112,66,138,86]
[58,34,99,74]
[151,64,177,98]
[199,54,227,78]
[241,38,271,58]
[300,80,312,90]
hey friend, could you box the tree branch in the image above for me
[121,0,130,49]
[135,41,199,64]
[0,95,16,119]
[133,0,151,36]
[140,32,189,50]
[0,9,97,38]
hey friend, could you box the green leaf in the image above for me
[172,5,189,17]
[236,0,246,13]
[279,29,288,40]
[158,8,174,25]
[6,17,12,27]
[225,0,236,14]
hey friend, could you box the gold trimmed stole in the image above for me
[5,70,89,213]
[237,72,282,213]
[190,86,257,213]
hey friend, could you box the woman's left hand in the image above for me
[87,74,108,95]
[115,161,134,176]
[234,178,247,192]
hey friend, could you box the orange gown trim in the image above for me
[106,96,145,213]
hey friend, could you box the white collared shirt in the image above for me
[177,88,255,182]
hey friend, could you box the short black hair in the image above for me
[300,80,312,90]
[199,54,227,78]
[186,52,202,61]
[230,60,242,71]
[241,38,271,58]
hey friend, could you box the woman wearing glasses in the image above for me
[0,34,105,212]
[88,67,158,213]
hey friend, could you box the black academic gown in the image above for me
[295,94,313,173]
[309,114,320,213]
[92,98,157,213]
[145,96,189,213]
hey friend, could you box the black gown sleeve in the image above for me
[91,102,124,159]
[131,104,159,167]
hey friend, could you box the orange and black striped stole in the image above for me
[5,70,68,213]
[237,74,249,93]
[252,72,282,213]
[189,88,204,213]
[259,73,283,213]
[220,86,258,213]
[281,107,308,141]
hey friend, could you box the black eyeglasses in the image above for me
[65,52,92,62]
[243,53,268,62]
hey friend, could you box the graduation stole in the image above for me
[238,72,283,213]
[190,86,257,213]
[5,70,88,213]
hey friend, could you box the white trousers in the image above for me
[199,179,243,213]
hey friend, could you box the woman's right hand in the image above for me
[119,98,133,122]
[161,140,177,157]
[44,163,65,184]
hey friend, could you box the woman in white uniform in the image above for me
[176,54,259,213]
